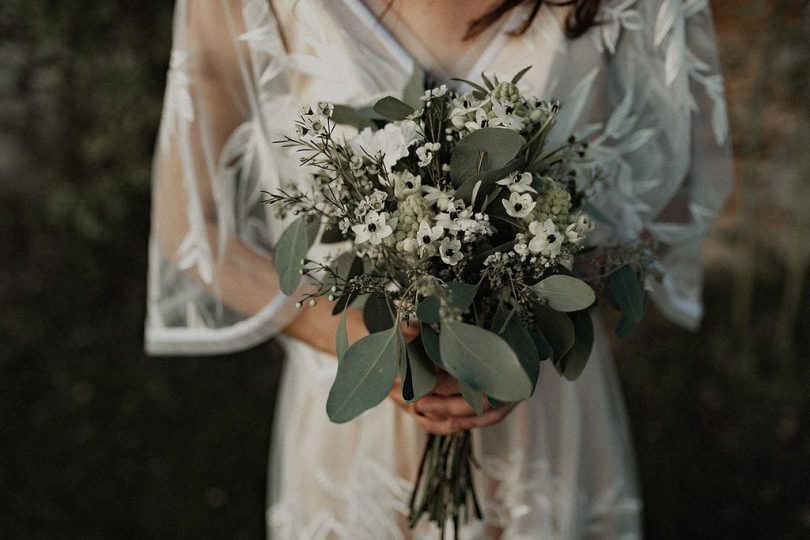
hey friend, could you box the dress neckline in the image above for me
[343,0,523,83]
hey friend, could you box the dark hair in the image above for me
[465,0,603,40]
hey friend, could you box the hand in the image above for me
[389,368,518,435]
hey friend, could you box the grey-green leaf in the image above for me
[501,317,540,391]
[331,104,374,130]
[609,265,646,324]
[532,304,575,361]
[420,325,442,367]
[326,328,399,424]
[439,322,533,402]
[450,128,525,185]
[532,274,596,312]
[557,310,594,381]
[405,339,438,402]
[402,68,425,109]
[458,380,485,416]
[336,308,349,360]
[416,281,479,324]
[274,216,320,295]
[373,96,414,121]
[363,292,395,334]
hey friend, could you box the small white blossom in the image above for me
[392,171,421,198]
[565,223,585,244]
[489,99,526,130]
[416,146,433,167]
[421,84,448,101]
[416,220,444,256]
[528,219,563,258]
[496,171,537,194]
[503,192,536,219]
[423,186,454,211]
[352,211,394,245]
[439,237,463,266]
[435,200,476,231]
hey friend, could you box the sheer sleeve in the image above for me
[546,0,733,330]
[145,0,306,355]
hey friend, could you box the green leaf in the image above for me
[373,96,414,121]
[274,216,320,295]
[332,290,358,316]
[458,380,484,416]
[450,128,525,185]
[326,328,399,423]
[439,322,533,402]
[363,292,395,334]
[532,304,575,361]
[420,325,442,366]
[511,65,532,84]
[331,104,375,130]
[402,68,425,109]
[581,200,615,226]
[336,308,349,360]
[490,300,514,334]
[556,310,594,381]
[532,274,596,312]
[416,281,479,324]
[320,224,345,244]
[404,339,438,402]
[501,317,540,391]
[453,159,523,205]
[609,265,646,325]
[529,329,553,361]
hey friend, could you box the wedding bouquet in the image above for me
[265,69,652,536]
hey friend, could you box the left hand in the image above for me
[389,370,518,436]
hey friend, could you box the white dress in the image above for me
[144,1,733,538]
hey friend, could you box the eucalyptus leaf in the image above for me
[420,325,442,367]
[439,322,533,402]
[582,200,615,226]
[405,339,438,402]
[402,68,425,109]
[320,224,345,244]
[453,159,523,204]
[609,265,646,325]
[336,308,349,360]
[331,104,374,130]
[529,329,553,361]
[363,292,395,334]
[557,310,594,381]
[326,328,399,423]
[458,380,485,416]
[501,317,540,391]
[450,128,525,185]
[332,290,357,316]
[532,304,575,361]
[373,96,414,121]
[532,274,596,312]
[274,216,320,295]
[491,301,514,334]
[416,281,479,323]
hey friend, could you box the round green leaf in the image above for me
[532,274,596,312]
[532,304,575,361]
[273,216,319,295]
[363,292,394,334]
[557,310,594,381]
[373,96,414,121]
[501,317,540,392]
[326,329,399,423]
[609,265,646,324]
[439,322,533,402]
[450,128,525,185]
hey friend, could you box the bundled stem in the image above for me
[409,431,482,539]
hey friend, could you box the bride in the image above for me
[145,0,732,538]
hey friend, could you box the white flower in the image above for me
[496,171,537,194]
[351,211,394,245]
[393,171,422,198]
[436,200,476,231]
[416,219,444,256]
[415,143,440,167]
[528,219,563,258]
[503,192,536,219]
[423,186,454,211]
[347,120,422,170]
[565,223,585,244]
[571,212,595,232]
[439,237,463,266]
[489,99,526,131]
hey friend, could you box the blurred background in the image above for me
[1,1,808,538]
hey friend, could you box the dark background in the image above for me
[1,1,809,538]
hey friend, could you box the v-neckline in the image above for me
[343,0,523,84]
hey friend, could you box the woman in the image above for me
[145,0,732,537]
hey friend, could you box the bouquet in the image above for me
[265,69,653,536]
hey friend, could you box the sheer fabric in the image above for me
[146,0,732,537]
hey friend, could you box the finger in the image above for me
[447,404,517,431]
[431,370,460,396]
[387,380,410,412]
[415,394,492,419]
[411,412,463,436]
[399,320,421,343]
